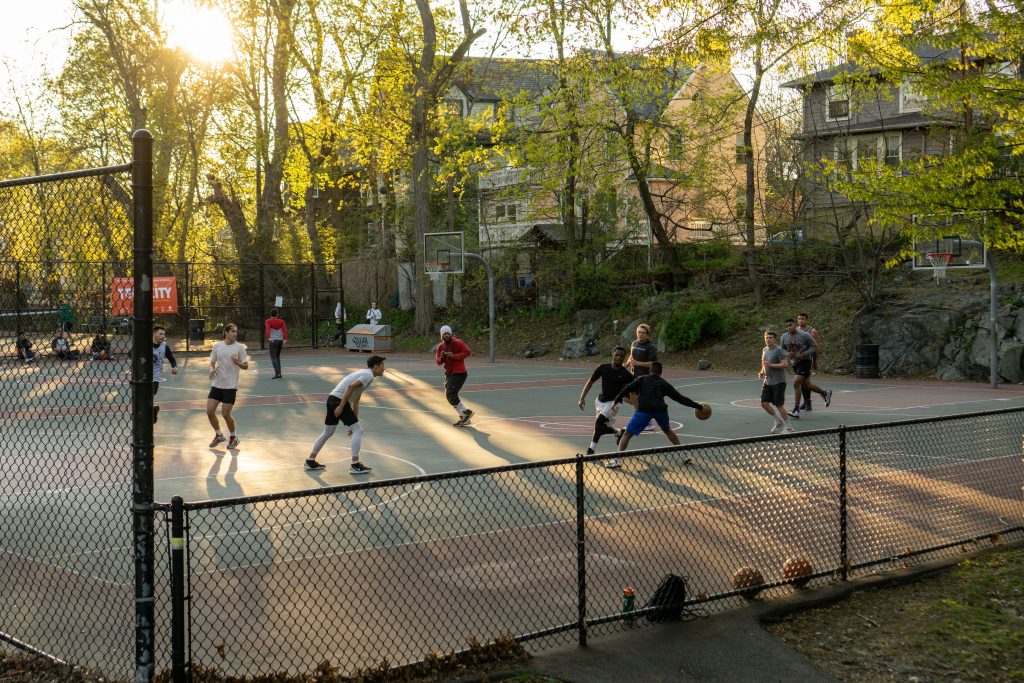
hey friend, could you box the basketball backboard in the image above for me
[423,231,465,274]
[911,213,988,271]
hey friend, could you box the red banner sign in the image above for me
[111,276,179,315]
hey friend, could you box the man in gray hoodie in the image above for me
[781,319,832,418]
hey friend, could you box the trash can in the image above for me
[855,343,880,379]
[188,318,206,344]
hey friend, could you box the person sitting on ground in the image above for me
[51,328,81,360]
[90,332,113,360]
[16,333,37,363]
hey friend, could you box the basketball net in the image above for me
[926,252,953,284]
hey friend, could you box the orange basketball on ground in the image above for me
[782,557,814,588]
[694,403,712,420]
[731,566,764,599]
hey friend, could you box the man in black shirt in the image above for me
[610,362,705,468]
[578,346,633,455]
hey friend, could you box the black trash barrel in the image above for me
[188,318,206,344]
[855,343,880,378]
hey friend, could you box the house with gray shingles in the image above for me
[781,42,1020,239]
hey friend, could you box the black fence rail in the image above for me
[0,152,148,680]
[157,408,1024,680]
[1,259,345,356]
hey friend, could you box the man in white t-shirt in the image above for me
[207,323,249,449]
[304,355,386,474]
[366,303,382,326]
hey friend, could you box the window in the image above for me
[735,134,747,164]
[827,84,849,120]
[495,203,517,222]
[900,81,924,113]
[856,137,879,168]
[884,133,902,166]
[668,131,685,161]
[441,98,464,118]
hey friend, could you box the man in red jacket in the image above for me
[435,324,474,426]
[264,308,288,379]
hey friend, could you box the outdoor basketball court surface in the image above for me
[134,348,1024,503]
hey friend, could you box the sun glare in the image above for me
[162,1,235,65]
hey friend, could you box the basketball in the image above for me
[782,557,814,588]
[731,566,764,599]
[694,403,712,420]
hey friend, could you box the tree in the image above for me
[408,0,485,335]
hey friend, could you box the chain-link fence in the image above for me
[0,156,150,680]
[158,408,1024,680]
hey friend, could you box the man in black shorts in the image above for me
[781,319,832,418]
[578,346,633,454]
[207,323,248,449]
[304,355,386,474]
[759,330,794,433]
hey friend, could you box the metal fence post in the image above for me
[131,128,156,683]
[839,425,848,581]
[170,497,187,683]
[310,263,316,347]
[14,260,21,336]
[576,454,587,648]
[258,262,266,350]
[184,261,191,352]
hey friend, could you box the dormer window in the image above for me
[827,84,849,120]
[441,98,464,118]
[900,81,924,113]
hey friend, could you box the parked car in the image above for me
[764,229,805,247]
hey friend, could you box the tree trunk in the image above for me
[744,61,765,307]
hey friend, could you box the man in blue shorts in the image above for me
[609,361,705,469]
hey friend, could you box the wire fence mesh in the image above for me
[0,168,139,680]
[162,411,1024,680]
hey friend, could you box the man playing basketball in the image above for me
[578,345,633,454]
[796,312,822,412]
[436,325,474,426]
[781,319,832,418]
[304,355,386,474]
[152,325,178,424]
[207,323,248,449]
[759,330,794,434]
[609,362,704,469]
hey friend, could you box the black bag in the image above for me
[645,574,687,623]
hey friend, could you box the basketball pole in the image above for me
[988,253,998,389]
[465,253,495,363]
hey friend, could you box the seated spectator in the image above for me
[51,329,81,360]
[91,332,113,360]
[16,333,37,363]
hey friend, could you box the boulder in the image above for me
[619,319,645,346]
[697,358,712,371]
[998,339,1024,383]
[522,342,551,358]
[563,336,588,359]
[576,309,609,340]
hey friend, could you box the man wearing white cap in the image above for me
[435,325,474,426]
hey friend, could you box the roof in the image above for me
[781,40,991,88]
[453,58,557,101]
[452,55,692,121]
[793,112,938,138]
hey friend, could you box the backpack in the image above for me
[645,574,687,623]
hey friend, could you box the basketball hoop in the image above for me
[926,252,953,283]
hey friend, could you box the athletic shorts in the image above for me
[792,359,813,377]
[445,373,468,406]
[760,382,786,407]
[625,411,671,436]
[594,398,619,420]
[207,387,238,404]
[325,395,358,427]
